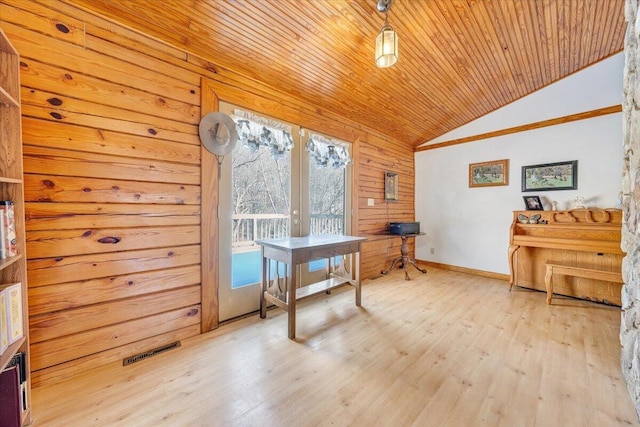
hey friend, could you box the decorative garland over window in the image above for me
[305,133,352,169]
[232,109,294,159]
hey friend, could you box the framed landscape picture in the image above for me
[469,159,509,188]
[521,160,577,192]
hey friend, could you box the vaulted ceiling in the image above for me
[68,0,625,149]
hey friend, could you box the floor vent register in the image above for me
[122,341,181,366]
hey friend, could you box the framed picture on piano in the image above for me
[523,195,544,210]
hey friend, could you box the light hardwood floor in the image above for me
[31,268,638,426]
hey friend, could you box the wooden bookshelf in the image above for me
[0,26,31,426]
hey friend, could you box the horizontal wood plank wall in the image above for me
[0,0,203,387]
[0,0,415,386]
[357,134,415,279]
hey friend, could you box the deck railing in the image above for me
[309,214,344,236]
[232,213,344,250]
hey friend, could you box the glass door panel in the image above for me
[300,132,352,285]
[218,105,351,320]
[218,102,300,321]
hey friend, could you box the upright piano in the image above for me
[508,208,624,305]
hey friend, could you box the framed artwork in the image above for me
[384,171,398,201]
[469,159,509,188]
[521,160,577,192]
[523,195,544,210]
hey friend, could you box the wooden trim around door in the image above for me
[200,78,220,332]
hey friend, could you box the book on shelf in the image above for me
[0,201,16,258]
[0,283,22,345]
[0,289,7,356]
[6,352,27,413]
[0,213,5,259]
[0,364,20,427]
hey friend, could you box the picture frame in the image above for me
[468,159,509,188]
[384,171,398,201]
[523,195,544,210]
[521,160,578,192]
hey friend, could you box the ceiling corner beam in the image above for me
[415,104,622,152]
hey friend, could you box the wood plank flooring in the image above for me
[30,268,638,426]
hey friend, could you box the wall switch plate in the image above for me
[367,198,374,206]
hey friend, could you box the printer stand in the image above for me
[381,233,427,281]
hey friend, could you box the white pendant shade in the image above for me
[375,25,398,68]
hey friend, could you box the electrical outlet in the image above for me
[430,247,435,255]
[367,198,375,206]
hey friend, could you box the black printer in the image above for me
[389,222,420,235]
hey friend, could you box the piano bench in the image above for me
[544,262,623,305]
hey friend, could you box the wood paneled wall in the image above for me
[356,134,415,279]
[0,0,414,386]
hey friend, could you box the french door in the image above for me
[299,130,351,284]
[218,102,351,321]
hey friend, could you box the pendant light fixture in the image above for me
[375,0,398,68]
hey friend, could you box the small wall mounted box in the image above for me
[389,222,420,235]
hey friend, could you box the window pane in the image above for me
[231,144,291,288]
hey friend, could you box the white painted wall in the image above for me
[414,53,624,275]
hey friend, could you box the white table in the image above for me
[256,235,366,339]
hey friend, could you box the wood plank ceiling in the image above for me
[67,0,625,149]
